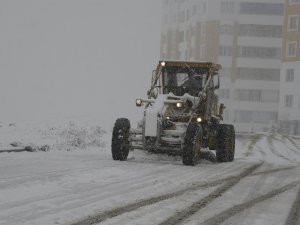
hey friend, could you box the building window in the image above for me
[220,24,233,35]
[172,14,176,23]
[237,68,280,81]
[286,42,297,57]
[178,31,184,42]
[288,15,299,31]
[201,23,206,36]
[235,89,279,103]
[186,9,190,21]
[185,30,189,41]
[219,67,231,78]
[220,89,230,99]
[285,95,293,107]
[240,2,284,16]
[289,0,300,4]
[286,69,294,82]
[163,16,168,24]
[224,110,229,121]
[219,46,232,56]
[178,11,186,23]
[238,46,281,59]
[192,5,197,15]
[234,110,278,123]
[239,24,282,38]
[200,44,205,58]
[221,1,234,14]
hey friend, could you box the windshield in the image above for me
[162,68,208,96]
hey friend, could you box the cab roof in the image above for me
[158,60,221,71]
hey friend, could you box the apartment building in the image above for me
[160,0,284,132]
[279,0,300,135]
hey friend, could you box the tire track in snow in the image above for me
[285,186,300,225]
[69,163,262,225]
[282,136,300,154]
[251,165,299,177]
[3,163,294,225]
[157,163,262,225]
[0,167,99,180]
[244,134,263,157]
[267,136,292,162]
[0,165,180,210]
[199,181,300,225]
[227,164,300,225]
[256,145,266,157]
[1,163,244,223]
[67,175,226,225]
[56,164,298,223]
[0,158,189,190]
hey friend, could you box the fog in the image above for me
[0,0,162,128]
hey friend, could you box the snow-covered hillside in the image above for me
[0,123,299,225]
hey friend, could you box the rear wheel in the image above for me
[216,124,235,162]
[182,121,202,166]
[111,118,130,161]
[228,125,235,162]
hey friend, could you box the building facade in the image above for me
[161,0,284,133]
[279,0,300,135]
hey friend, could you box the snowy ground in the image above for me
[0,123,300,225]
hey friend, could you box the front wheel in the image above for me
[216,124,235,162]
[111,118,130,161]
[182,121,202,166]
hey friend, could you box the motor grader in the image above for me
[111,61,235,165]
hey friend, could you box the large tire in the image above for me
[111,118,130,161]
[182,121,202,166]
[216,124,235,162]
[228,125,235,162]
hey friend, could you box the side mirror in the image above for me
[213,74,220,89]
[148,87,159,98]
[151,70,155,85]
[219,103,226,120]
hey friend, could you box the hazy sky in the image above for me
[0,0,162,128]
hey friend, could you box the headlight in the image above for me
[197,117,202,123]
[136,99,142,107]
[160,61,166,67]
[176,102,183,108]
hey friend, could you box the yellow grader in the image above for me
[112,61,235,165]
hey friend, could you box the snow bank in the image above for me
[0,121,107,151]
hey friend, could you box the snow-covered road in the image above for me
[0,134,300,225]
